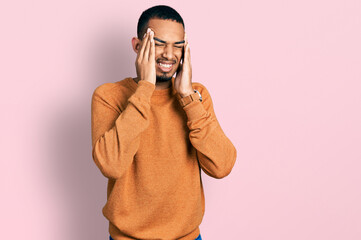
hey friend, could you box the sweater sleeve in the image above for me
[179,84,237,179]
[91,80,155,179]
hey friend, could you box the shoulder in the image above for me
[191,81,212,100]
[92,78,133,112]
[93,78,130,97]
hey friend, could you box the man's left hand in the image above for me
[174,33,194,97]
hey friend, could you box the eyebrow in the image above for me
[153,37,185,44]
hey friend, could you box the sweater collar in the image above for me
[127,77,178,97]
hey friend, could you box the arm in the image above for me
[179,85,237,179]
[91,28,157,179]
[91,80,155,179]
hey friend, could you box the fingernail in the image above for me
[147,28,151,33]
[143,33,146,38]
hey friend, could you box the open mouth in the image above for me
[157,62,175,73]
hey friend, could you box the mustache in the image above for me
[156,59,176,64]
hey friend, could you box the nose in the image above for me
[161,44,174,60]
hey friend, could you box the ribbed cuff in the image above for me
[135,80,155,102]
[182,99,208,120]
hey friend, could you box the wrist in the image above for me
[177,89,202,107]
[179,90,194,98]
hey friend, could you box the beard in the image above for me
[156,72,173,83]
[155,58,178,83]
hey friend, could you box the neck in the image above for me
[133,77,172,90]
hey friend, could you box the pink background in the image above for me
[1,0,361,239]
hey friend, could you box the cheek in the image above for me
[175,49,183,57]
[174,49,183,60]
[154,48,162,56]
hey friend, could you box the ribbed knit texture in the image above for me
[91,77,237,240]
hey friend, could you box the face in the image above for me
[137,18,185,82]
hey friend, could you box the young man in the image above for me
[91,5,237,240]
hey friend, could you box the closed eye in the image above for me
[155,43,183,49]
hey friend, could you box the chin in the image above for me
[156,75,173,82]
[156,71,176,82]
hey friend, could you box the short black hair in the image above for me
[137,5,185,39]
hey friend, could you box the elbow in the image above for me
[212,164,233,179]
[213,147,237,179]
[92,147,122,179]
[204,160,236,179]
[99,165,122,179]
[212,170,231,179]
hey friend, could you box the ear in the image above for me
[131,37,141,54]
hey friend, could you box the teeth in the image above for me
[159,63,172,68]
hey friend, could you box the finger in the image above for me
[138,29,150,60]
[149,31,155,62]
[183,37,190,65]
[143,30,152,61]
[138,28,151,61]
[183,32,187,55]
[186,41,191,65]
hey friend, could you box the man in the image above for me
[91,5,237,240]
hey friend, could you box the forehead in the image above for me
[147,18,184,43]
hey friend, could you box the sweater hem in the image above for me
[109,222,201,240]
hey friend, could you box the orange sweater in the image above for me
[91,77,237,240]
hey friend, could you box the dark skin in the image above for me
[131,18,193,97]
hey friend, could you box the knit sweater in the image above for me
[91,77,237,240]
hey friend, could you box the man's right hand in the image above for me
[135,28,156,85]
